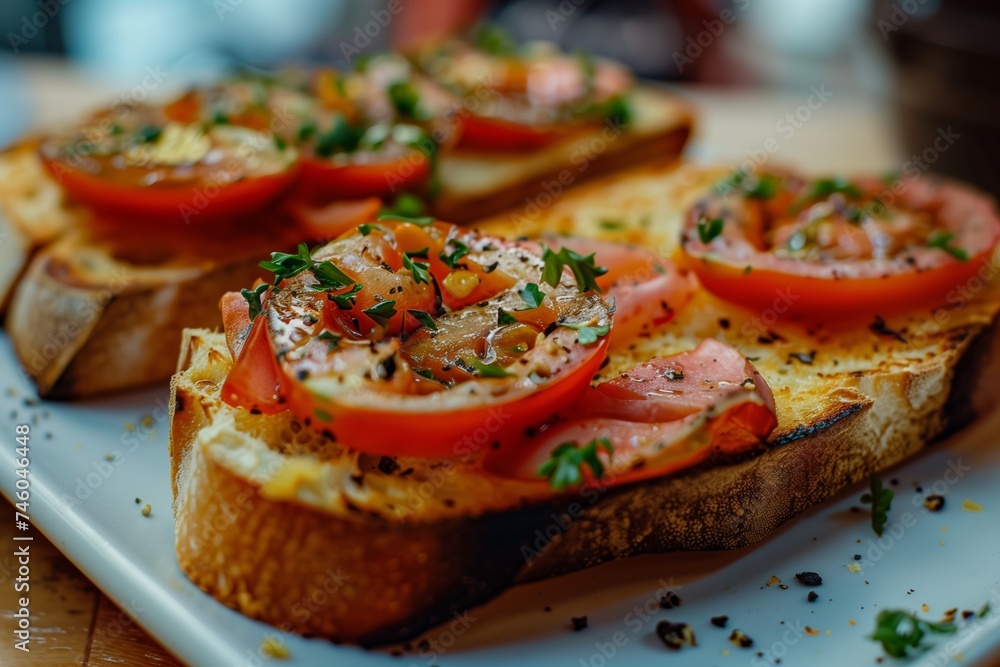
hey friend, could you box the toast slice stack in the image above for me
[168,162,1000,645]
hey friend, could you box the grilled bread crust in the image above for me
[168,163,1000,645]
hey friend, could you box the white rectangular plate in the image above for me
[3,330,1000,667]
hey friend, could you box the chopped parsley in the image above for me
[313,114,362,157]
[240,283,269,320]
[541,246,608,293]
[744,174,780,199]
[927,231,969,262]
[377,212,436,226]
[311,259,355,291]
[358,223,376,236]
[317,330,342,350]
[860,474,894,537]
[563,321,610,345]
[598,219,627,231]
[603,95,632,127]
[870,610,956,658]
[407,309,438,331]
[387,81,427,120]
[806,177,863,201]
[497,308,517,326]
[402,250,431,285]
[538,438,613,491]
[439,239,471,268]
[467,357,515,378]
[138,125,162,143]
[329,282,363,309]
[362,300,397,327]
[518,283,546,309]
[259,243,315,284]
[697,216,725,244]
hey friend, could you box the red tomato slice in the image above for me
[222,219,615,456]
[286,197,382,242]
[220,313,286,415]
[296,151,429,202]
[39,110,298,224]
[680,171,1000,320]
[483,339,777,488]
[455,115,567,152]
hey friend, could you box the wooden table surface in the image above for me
[0,496,182,667]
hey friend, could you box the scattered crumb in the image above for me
[260,636,289,659]
[124,422,136,432]
[721,648,730,656]
[804,626,820,636]
[135,498,142,504]
[571,616,588,632]
[729,629,753,648]
[941,526,949,532]
[779,584,788,590]
[849,619,856,626]
[659,591,683,609]
[922,604,930,613]
[808,591,819,603]
[847,563,862,573]
[962,499,983,512]
[795,572,823,586]
[766,575,782,586]
[104,453,116,461]
[963,610,975,619]
[656,621,697,650]
[941,608,957,623]
[940,541,946,546]
[924,495,945,512]
[853,554,862,560]
[140,415,155,429]
[140,503,152,517]
[825,629,832,636]
[711,615,729,628]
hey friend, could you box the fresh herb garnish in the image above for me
[386,192,425,218]
[313,114,362,157]
[297,120,316,142]
[538,438,613,491]
[408,309,438,331]
[403,250,431,285]
[240,283,269,320]
[273,134,287,151]
[870,610,956,658]
[358,223,376,236]
[598,219,627,231]
[329,282,363,309]
[259,243,315,284]
[927,231,969,262]
[860,474,894,537]
[138,126,162,143]
[497,308,517,326]
[603,95,632,127]
[519,283,546,309]
[807,177,863,201]
[979,603,991,618]
[317,330,342,350]
[311,260,355,291]
[439,239,470,268]
[541,246,608,292]
[697,216,725,244]
[467,357,515,378]
[387,81,427,120]
[744,174,780,199]
[472,23,517,55]
[563,322,611,345]
[377,212,436,226]
[362,300,397,327]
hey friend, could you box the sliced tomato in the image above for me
[679,171,1000,320]
[483,339,777,489]
[221,219,615,456]
[39,111,298,224]
[286,197,382,242]
[296,150,430,202]
[220,313,286,415]
[455,114,567,152]
[548,237,698,347]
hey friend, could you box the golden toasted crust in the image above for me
[169,162,1000,645]
[0,141,78,312]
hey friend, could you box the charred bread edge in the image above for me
[168,316,997,646]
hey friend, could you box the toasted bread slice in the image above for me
[432,87,692,222]
[1,149,305,397]
[0,141,77,313]
[169,163,1000,645]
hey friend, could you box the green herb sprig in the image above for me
[870,610,956,658]
[541,246,608,292]
[538,438,613,491]
[860,474,894,537]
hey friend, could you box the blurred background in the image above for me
[0,0,997,192]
